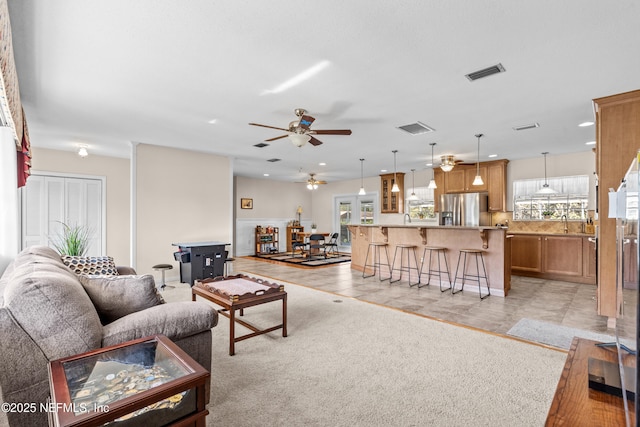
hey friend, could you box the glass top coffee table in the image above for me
[192,274,287,356]
[48,334,209,427]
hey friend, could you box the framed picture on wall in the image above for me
[241,198,253,209]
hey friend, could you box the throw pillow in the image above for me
[62,255,119,276]
[78,274,165,324]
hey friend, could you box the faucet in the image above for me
[403,213,412,224]
[561,215,568,234]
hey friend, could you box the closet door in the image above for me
[21,174,104,255]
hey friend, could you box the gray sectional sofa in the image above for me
[0,246,217,427]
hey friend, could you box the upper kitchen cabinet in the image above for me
[434,159,508,212]
[380,172,405,213]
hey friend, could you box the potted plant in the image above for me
[311,223,317,233]
[542,211,553,220]
[49,221,91,256]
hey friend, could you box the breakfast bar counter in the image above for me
[348,224,512,296]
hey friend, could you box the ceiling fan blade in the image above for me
[265,134,289,142]
[249,123,289,132]
[308,136,323,146]
[316,180,327,184]
[311,129,352,135]
[298,115,315,131]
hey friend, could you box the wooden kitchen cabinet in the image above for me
[511,233,595,284]
[380,173,405,213]
[511,234,542,272]
[543,235,583,277]
[433,170,445,212]
[434,159,508,212]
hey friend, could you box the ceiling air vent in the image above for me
[513,122,540,131]
[266,158,281,162]
[465,63,506,81]
[397,121,435,135]
[253,142,269,148]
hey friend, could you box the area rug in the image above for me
[507,318,635,350]
[162,279,567,427]
[253,252,351,267]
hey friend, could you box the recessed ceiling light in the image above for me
[381,169,388,173]
[579,121,594,127]
[585,141,596,145]
[319,162,326,166]
[426,162,433,167]
[208,119,218,124]
[488,154,498,158]
[263,173,270,176]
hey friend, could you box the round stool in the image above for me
[419,246,451,292]
[152,263,174,291]
[362,242,391,281]
[452,249,490,300]
[390,244,420,286]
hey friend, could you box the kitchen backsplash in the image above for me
[491,211,597,235]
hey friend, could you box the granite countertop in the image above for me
[353,224,507,230]
[505,231,595,237]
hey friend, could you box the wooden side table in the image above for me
[48,334,209,427]
[193,275,287,356]
[546,337,636,426]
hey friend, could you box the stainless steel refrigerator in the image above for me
[439,192,490,226]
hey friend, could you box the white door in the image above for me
[21,173,105,255]
[334,193,378,252]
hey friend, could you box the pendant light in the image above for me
[472,134,484,186]
[358,158,366,195]
[537,152,557,194]
[409,169,418,200]
[428,143,437,189]
[391,150,400,192]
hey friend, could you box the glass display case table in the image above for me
[48,334,209,427]
[193,274,287,356]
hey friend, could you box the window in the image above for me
[513,175,589,220]
[407,186,436,220]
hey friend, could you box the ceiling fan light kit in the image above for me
[440,155,456,172]
[472,133,484,186]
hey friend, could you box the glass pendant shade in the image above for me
[440,155,455,172]
[428,179,437,189]
[289,133,311,147]
[358,158,366,195]
[472,134,484,186]
[391,150,400,192]
[536,152,557,194]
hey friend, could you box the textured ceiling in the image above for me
[7,0,640,183]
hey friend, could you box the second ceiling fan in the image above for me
[249,108,352,147]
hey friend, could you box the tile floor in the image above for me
[225,256,637,342]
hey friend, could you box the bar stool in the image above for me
[452,249,490,300]
[419,246,452,291]
[152,263,174,291]
[390,244,420,286]
[362,242,391,281]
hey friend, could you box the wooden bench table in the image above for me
[192,275,287,356]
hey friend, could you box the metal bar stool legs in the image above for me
[418,247,451,291]
[452,249,490,300]
[390,244,420,286]
[362,242,391,281]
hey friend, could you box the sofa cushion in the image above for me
[2,247,103,360]
[79,274,165,324]
[62,255,119,276]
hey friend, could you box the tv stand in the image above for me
[546,337,635,426]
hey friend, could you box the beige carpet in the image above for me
[163,278,568,427]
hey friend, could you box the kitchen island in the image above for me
[348,224,511,297]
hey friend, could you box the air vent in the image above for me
[465,63,506,81]
[267,158,281,162]
[513,122,540,131]
[397,121,435,135]
[253,142,269,148]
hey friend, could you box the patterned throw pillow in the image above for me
[62,255,119,276]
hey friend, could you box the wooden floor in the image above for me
[231,256,637,342]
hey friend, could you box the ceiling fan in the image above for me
[249,108,352,147]
[297,173,326,190]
